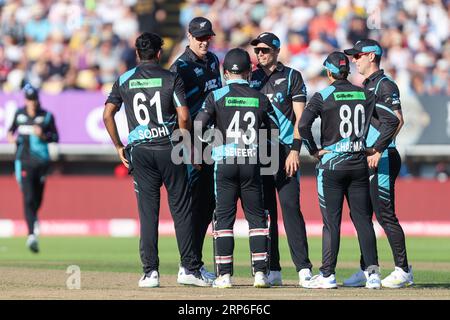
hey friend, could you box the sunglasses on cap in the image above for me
[353,52,371,60]
[254,47,272,55]
[195,35,213,42]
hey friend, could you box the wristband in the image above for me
[291,138,302,152]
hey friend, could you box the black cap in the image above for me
[344,39,383,56]
[188,17,215,37]
[223,48,252,74]
[250,32,280,49]
[23,84,39,100]
[323,51,350,74]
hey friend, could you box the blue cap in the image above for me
[344,39,383,56]
[323,51,350,75]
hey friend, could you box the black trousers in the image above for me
[263,145,312,272]
[129,144,200,274]
[359,148,409,272]
[213,163,268,276]
[188,161,216,267]
[317,167,379,277]
[15,160,48,235]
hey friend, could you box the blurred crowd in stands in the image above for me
[1,0,449,97]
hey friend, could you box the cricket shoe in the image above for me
[267,270,282,286]
[343,269,368,287]
[200,265,216,281]
[177,267,211,287]
[303,274,337,289]
[254,271,270,288]
[26,234,39,253]
[138,271,159,288]
[298,268,313,287]
[381,266,414,288]
[212,274,232,288]
[365,272,381,289]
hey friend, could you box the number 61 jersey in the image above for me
[106,61,187,149]
[299,79,399,170]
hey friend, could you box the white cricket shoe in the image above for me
[138,271,159,288]
[343,269,368,287]
[382,266,414,288]
[200,265,216,281]
[177,267,211,287]
[26,234,39,253]
[303,274,337,289]
[254,271,270,288]
[298,268,313,287]
[365,272,381,289]
[267,270,282,286]
[212,274,232,288]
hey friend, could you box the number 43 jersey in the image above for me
[299,79,399,170]
[195,79,277,162]
[106,61,187,149]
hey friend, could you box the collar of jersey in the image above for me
[256,61,284,74]
[364,69,385,84]
[226,79,249,85]
[331,79,352,86]
[185,46,208,63]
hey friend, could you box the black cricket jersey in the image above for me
[250,62,307,146]
[299,79,399,170]
[363,69,401,149]
[194,79,278,162]
[170,47,222,118]
[8,107,58,162]
[106,61,187,149]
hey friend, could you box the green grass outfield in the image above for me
[1,236,450,286]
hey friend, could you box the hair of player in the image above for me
[331,66,349,80]
[135,32,164,61]
[373,53,381,67]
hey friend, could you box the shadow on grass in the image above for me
[412,283,450,289]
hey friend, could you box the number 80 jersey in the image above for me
[299,79,399,170]
[106,61,187,149]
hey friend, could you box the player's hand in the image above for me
[6,132,16,144]
[116,146,129,168]
[313,149,330,160]
[367,151,382,169]
[285,150,300,177]
[33,125,43,138]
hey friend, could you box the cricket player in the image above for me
[194,48,277,288]
[103,32,210,288]
[7,84,59,253]
[170,17,222,281]
[250,32,312,286]
[299,52,400,289]
[343,39,413,288]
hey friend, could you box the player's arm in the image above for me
[367,98,400,169]
[103,102,128,168]
[6,111,19,144]
[173,74,191,132]
[37,112,59,143]
[103,81,128,167]
[380,80,404,137]
[285,100,305,177]
[194,94,215,132]
[298,93,325,159]
[286,71,307,176]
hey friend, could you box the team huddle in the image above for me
[102,17,414,290]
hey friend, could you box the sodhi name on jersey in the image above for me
[136,126,169,140]
[334,140,365,153]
